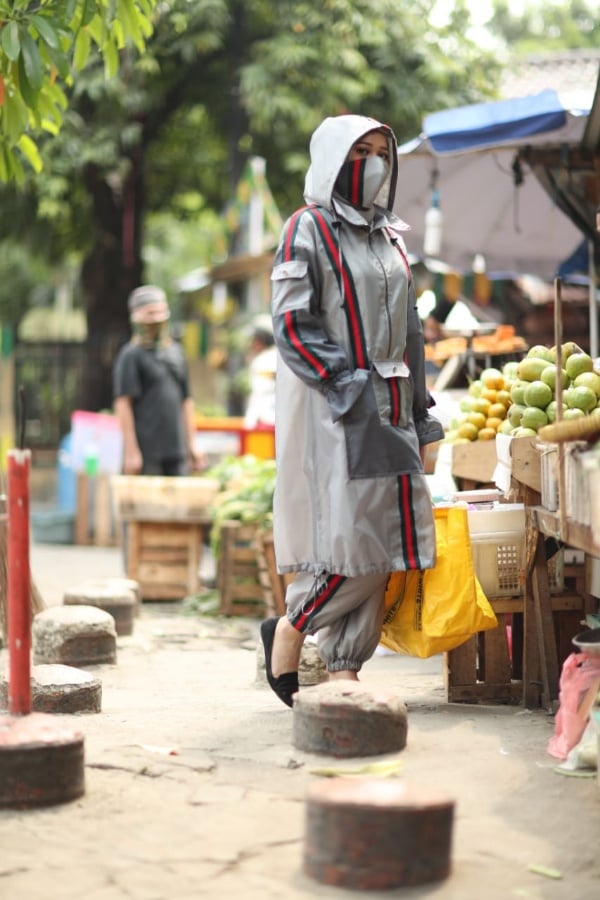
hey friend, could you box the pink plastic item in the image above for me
[547,652,600,760]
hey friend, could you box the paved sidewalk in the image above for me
[0,541,597,899]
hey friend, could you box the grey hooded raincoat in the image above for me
[270,115,443,579]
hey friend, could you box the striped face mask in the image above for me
[334,155,388,209]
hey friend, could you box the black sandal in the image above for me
[260,617,299,708]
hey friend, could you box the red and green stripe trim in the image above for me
[283,310,333,381]
[397,474,421,569]
[290,574,346,631]
[305,207,369,370]
[388,378,402,426]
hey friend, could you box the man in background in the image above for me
[113,285,204,475]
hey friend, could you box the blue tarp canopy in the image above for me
[393,89,593,279]
[424,89,590,154]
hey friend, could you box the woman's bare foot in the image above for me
[271,616,304,677]
[327,670,359,682]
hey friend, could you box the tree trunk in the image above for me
[79,151,145,412]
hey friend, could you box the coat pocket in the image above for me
[271,260,310,315]
[342,364,421,480]
[371,360,413,428]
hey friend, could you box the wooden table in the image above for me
[523,507,599,709]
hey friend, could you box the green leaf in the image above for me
[102,39,120,79]
[20,31,44,92]
[117,0,145,51]
[87,13,107,48]
[73,29,91,71]
[44,45,71,81]
[30,15,61,51]
[81,0,97,28]
[10,148,25,185]
[16,54,38,110]
[17,134,43,174]
[64,0,78,22]
[527,864,563,880]
[47,82,69,112]
[0,144,9,182]
[2,91,29,145]
[1,21,21,62]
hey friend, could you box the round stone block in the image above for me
[256,636,327,687]
[33,605,117,667]
[0,665,102,715]
[304,778,455,890]
[293,681,408,758]
[63,579,137,635]
[0,712,85,808]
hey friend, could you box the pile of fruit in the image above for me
[444,342,600,443]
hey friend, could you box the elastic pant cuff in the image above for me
[327,660,361,673]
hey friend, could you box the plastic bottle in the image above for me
[423,189,443,257]
[84,436,99,477]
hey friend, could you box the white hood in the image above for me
[303,114,398,213]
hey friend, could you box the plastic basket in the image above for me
[467,504,563,597]
[471,530,524,597]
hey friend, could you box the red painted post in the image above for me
[7,448,31,715]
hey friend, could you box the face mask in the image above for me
[334,155,389,209]
[134,321,168,347]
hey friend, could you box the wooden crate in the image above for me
[451,441,497,489]
[444,591,588,704]
[216,521,266,617]
[125,520,205,601]
[255,529,294,618]
[509,435,542,494]
[111,475,220,520]
[75,473,118,547]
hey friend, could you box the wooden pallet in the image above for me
[216,521,266,617]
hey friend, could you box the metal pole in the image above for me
[588,238,598,359]
[7,448,31,715]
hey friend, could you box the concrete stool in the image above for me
[256,637,327,688]
[304,778,454,889]
[0,664,102,714]
[293,681,408,758]
[33,606,117,667]
[0,713,85,808]
[63,579,138,635]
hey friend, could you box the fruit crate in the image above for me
[111,475,220,521]
[216,521,266,617]
[255,529,293,618]
[451,441,497,488]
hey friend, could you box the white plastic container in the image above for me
[467,504,525,598]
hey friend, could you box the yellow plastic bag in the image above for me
[380,506,498,658]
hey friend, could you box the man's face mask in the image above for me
[134,320,168,347]
[334,156,388,209]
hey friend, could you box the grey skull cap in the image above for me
[128,285,170,323]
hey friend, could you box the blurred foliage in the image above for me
[1,0,594,356]
[488,0,600,52]
[0,0,157,180]
[205,454,276,557]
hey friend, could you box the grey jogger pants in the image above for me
[285,571,389,672]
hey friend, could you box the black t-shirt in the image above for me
[113,340,190,464]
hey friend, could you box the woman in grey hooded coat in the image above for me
[260,114,443,707]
